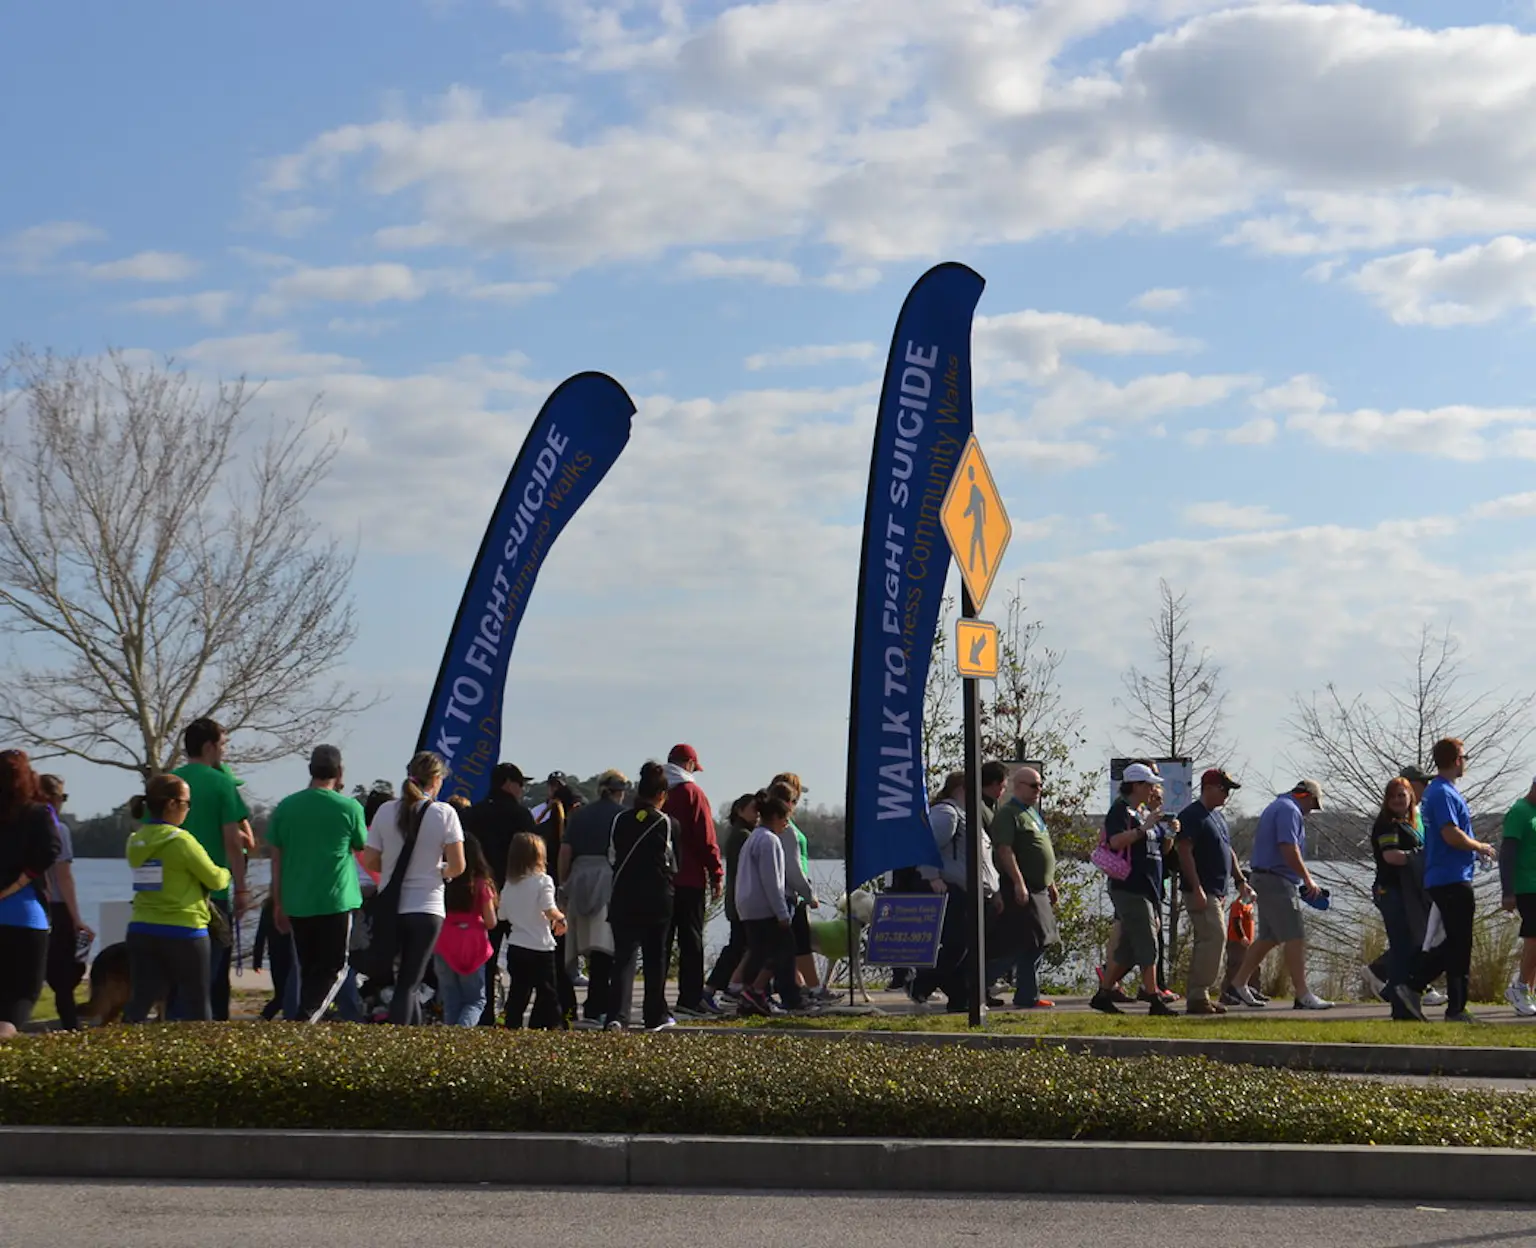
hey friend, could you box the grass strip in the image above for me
[709,1011,1536,1048]
[0,1024,1531,1149]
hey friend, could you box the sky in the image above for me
[6,0,1536,819]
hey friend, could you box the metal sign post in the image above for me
[939,435,1011,1028]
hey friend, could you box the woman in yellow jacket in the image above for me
[124,774,231,1022]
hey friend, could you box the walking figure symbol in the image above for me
[962,465,987,575]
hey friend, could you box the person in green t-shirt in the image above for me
[170,716,251,1021]
[266,744,368,1023]
[986,766,1058,1009]
[1499,779,1536,1016]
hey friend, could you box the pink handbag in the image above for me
[1090,829,1132,881]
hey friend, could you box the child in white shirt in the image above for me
[498,831,567,1029]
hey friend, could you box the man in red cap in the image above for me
[1174,768,1252,1014]
[663,744,724,1017]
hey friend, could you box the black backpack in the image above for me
[355,800,432,984]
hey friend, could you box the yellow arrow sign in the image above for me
[940,434,1011,612]
[956,619,998,680]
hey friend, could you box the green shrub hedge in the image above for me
[0,1024,1531,1149]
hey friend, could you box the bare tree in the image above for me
[1118,578,1229,763]
[0,348,364,776]
[1288,623,1535,815]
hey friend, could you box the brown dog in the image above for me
[81,941,157,1025]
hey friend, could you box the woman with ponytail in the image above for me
[362,752,467,1024]
[123,773,231,1022]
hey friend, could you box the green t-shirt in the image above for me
[1013,803,1056,890]
[173,762,251,902]
[265,787,368,918]
[1502,798,1536,896]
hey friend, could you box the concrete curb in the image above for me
[2,1128,1532,1201]
[682,1026,1536,1079]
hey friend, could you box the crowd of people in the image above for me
[2,722,1535,1033]
[902,738,1531,1023]
[0,727,842,1032]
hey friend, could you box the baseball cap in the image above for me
[668,743,702,770]
[1122,762,1161,785]
[491,762,529,788]
[1291,778,1324,809]
[545,770,566,785]
[1202,767,1240,791]
[308,744,343,776]
[1399,764,1432,785]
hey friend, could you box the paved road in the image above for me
[6,1183,1535,1247]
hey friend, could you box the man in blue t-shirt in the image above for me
[1174,768,1252,1014]
[1230,779,1334,1010]
[1398,737,1495,1022]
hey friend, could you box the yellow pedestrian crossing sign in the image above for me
[940,435,1010,612]
[956,619,998,680]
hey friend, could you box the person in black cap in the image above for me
[462,762,536,1024]
[264,745,369,1022]
[1174,768,1251,1014]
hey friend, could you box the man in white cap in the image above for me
[1230,780,1333,1010]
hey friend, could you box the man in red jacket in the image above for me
[663,743,724,1017]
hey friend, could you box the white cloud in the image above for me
[0,220,104,270]
[1251,374,1330,416]
[1130,286,1190,312]
[175,331,364,378]
[744,342,879,371]
[1183,501,1287,531]
[1225,416,1278,446]
[1288,403,1536,462]
[1472,492,1536,521]
[1350,237,1536,326]
[84,251,199,282]
[974,310,1196,385]
[261,262,429,310]
[680,252,803,286]
[1029,368,1255,433]
[257,4,1536,279]
[125,291,236,325]
[463,280,557,303]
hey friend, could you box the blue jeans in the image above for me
[1375,886,1415,1019]
[433,955,487,1028]
[988,946,1047,1007]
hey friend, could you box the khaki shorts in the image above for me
[1252,871,1306,944]
[1110,889,1160,969]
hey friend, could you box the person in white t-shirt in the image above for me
[363,752,466,1025]
[499,831,567,1029]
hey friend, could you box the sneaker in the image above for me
[696,993,726,1016]
[1136,987,1182,1005]
[1218,987,1245,1007]
[721,984,745,1001]
[646,1016,677,1032]
[1445,1012,1482,1024]
[1423,988,1448,1007]
[808,986,839,1003]
[604,1020,625,1032]
[673,1003,707,1019]
[573,1018,604,1031]
[1148,995,1177,1017]
[1186,998,1226,1016]
[1293,992,1334,1011]
[1508,982,1536,1018]
[1394,984,1427,1022]
[1360,965,1387,1001]
[1016,998,1055,1009]
[1249,989,1270,1004]
[1089,989,1122,1015]
[1231,984,1264,1008]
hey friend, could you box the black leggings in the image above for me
[46,903,83,1029]
[505,944,563,1029]
[290,912,352,1023]
[389,912,443,1025]
[0,924,49,1028]
[1412,882,1476,1016]
[738,917,802,1009]
[126,930,211,1023]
